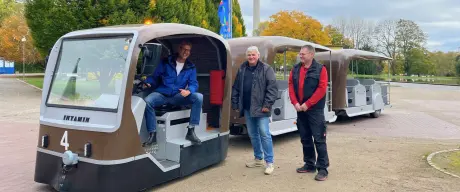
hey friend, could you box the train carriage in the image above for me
[35,23,233,192]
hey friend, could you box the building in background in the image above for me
[0,58,15,74]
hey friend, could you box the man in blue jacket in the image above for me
[143,41,202,146]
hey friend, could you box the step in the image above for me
[166,130,220,162]
[158,159,180,170]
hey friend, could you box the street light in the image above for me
[21,36,26,80]
[253,0,260,36]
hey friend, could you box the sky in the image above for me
[237,0,460,52]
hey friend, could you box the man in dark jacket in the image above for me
[288,45,329,181]
[143,41,202,146]
[231,46,278,175]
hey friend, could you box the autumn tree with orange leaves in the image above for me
[261,10,331,45]
[259,10,331,75]
[0,4,41,65]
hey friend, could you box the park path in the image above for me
[0,78,460,192]
[0,78,42,124]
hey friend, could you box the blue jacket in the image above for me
[145,55,198,97]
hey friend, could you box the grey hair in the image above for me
[301,45,315,54]
[246,46,260,55]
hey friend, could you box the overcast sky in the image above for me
[238,0,460,52]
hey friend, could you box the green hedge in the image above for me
[14,63,45,73]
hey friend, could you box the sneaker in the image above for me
[264,163,274,175]
[296,164,316,173]
[246,158,264,168]
[315,169,328,181]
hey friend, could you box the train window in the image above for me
[273,51,297,80]
[46,35,133,111]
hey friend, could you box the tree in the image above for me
[0,3,41,64]
[324,25,353,48]
[205,0,219,33]
[456,56,460,77]
[0,0,15,25]
[261,10,331,71]
[429,51,457,76]
[374,19,398,75]
[25,0,81,57]
[408,48,434,76]
[25,0,247,56]
[185,0,207,27]
[395,19,427,75]
[332,16,374,49]
[261,10,331,45]
[332,16,348,40]
[231,0,246,37]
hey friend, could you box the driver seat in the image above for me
[154,104,190,116]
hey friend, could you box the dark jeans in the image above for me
[297,110,329,172]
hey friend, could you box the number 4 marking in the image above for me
[60,131,69,150]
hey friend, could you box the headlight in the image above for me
[62,150,78,165]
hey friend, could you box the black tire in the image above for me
[370,109,381,118]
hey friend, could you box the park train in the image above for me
[33,23,392,192]
[227,36,393,136]
[35,23,234,192]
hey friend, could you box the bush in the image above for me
[456,62,460,77]
[14,63,45,73]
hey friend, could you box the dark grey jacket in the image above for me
[231,60,278,118]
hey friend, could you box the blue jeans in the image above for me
[144,92,203,133]
[244,110,274,164]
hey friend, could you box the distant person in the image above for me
[143,41,202,146]
[231,46,278,175]
[288,45,330,181]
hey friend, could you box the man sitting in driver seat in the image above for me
[143,41,202,146]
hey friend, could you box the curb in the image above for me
[15,78,43,91]
[392,81,460,87]
[375,80,460,87]
[426,148,460,179]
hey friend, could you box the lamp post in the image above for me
[21,36,26,80]
[253,0,260,36]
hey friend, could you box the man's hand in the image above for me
[262,107,270,113]
[294,103,302,111]
[300,103,308,111]
[179,89,191,97]
[143,83,151,89]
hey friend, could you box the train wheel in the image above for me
[370,109,381,118]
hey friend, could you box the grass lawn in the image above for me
[24,77,44,89]
[431,150,460,177]
[352,74,459,80]
[23,76,117,97]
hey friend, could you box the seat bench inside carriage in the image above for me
[130,35,227,164]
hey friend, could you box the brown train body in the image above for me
[315,49,392,110]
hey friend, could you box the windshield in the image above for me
[46,35,133,111]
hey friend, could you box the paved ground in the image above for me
[1,78,460,192]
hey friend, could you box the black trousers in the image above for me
[296,110,329,171]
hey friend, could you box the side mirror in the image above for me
[139,43,162,75]
[44,55,49,67]
[44,48,52,69]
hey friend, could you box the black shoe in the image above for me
[185,126,201,145]
[315,169,328,181]
[143,132,156,147]
[296,164,316,173]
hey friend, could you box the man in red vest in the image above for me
[288,45,330,181]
